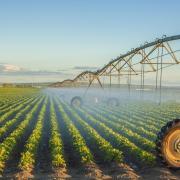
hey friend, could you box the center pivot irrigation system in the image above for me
[50,35,180,169]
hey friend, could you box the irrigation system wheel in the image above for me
[71,96,83,107]
[156,119,180,169]
[107,97,119,107]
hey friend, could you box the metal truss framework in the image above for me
[50,35,180,89]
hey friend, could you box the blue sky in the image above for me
[0,0,180,83]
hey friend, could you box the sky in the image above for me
[0,0,180,83]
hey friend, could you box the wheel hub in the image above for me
[73,99,81,106]
[174,139,180,153]
[163,126,180,167]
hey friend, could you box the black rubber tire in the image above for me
[107,97,119,107]
[156,119,180,169]
[71,96,83,107]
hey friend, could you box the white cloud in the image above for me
[0,63,25,72]
[0,63,74,83]
[0,63,72,75]
[3,64,23,72]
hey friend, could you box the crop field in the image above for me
[0,87,180,179]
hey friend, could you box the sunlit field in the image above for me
[0,87,180,179]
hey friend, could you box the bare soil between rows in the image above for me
[2,164,180,180]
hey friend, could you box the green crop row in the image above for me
[0,96,41,138]
[85,106,155,152]
[49,99,66,168]
[19,97,48,171]
[76,107,156,166]
[0,96,44,174]
[62,101,123,163]
[57,101,94,164]
[96,105,156,140]
[0,96,39,124]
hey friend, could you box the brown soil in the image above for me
[3,164,179,180]
[139,167,180,180]
[105,163,139,180]
[3,164,180,180]
[15,170,34,180]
